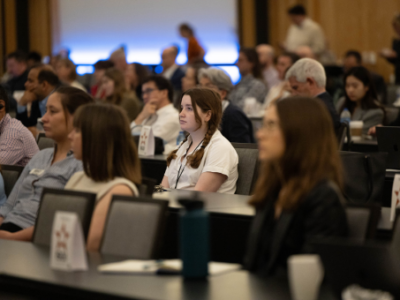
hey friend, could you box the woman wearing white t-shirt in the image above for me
[161,88,238,194]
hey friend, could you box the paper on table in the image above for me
[98,259,241,276]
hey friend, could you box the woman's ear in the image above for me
[205,110,212,122]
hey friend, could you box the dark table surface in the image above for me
[0,239,336,300]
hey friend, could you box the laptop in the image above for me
[376,126,400,170]
[313,239,400,299]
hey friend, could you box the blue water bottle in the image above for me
[340,108,351,124]
[176,131,185,145]
[179,199,209,279]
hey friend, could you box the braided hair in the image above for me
[167,88,222,168]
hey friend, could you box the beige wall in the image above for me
[269,0,400,81]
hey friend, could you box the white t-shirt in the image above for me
[131,103,180,154]
[165,130,238,194]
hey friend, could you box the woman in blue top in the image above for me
[0,86,93,241]
[0,170,7,206]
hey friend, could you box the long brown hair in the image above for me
[73,103,141,185]
[104,68,126,105]
[240,47,263,79]
[249,97,343,210]
[167,88,222,169]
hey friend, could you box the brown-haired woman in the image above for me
[125,62,150,101]
[102,68,142,122]
[161,88,238,193]
[244,96,348,276]
[55,58,87,92]
[0,87,93,241]
[65,104,141,251]
[229,48,267,109]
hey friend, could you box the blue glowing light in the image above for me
[76,65,94,75]
[217,66,241,85]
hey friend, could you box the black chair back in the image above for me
[345,203,381,240]
[37,133,55,150]
[232,143,259,195]
[1,165,24,197]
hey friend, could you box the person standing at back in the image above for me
[179,23,205,65]
[131,75,180,154]
[285,58,341,131]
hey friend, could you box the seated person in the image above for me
[161,88,238,194]
[161,45,185,91]
[65,104,141,251]
[55,58,86,92]
[244,96,348,276]
[230,48,267,109]
[0,86,39,166]
[0,167,6,206]
[102,68,141,122]
[131,76,180,154]
[91,60,114,98]
[17,65,60,133]
[0,87,93,240]
[336,66,385,135]
[125,62,150,101]
[264,52,299,108]
[286,58,341,131]
[198,67,255,143]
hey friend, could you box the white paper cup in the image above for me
[349,121,364,141]
[288,255,324,300]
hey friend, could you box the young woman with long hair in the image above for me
[244,96,348,276]
[161,88,238,193]
[66,104,142,251]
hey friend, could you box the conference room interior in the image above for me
[1,0,400,299]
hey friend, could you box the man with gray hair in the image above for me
[285,58,340,130]
[198,68,254,143]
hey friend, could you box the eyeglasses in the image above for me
[142,88,158,95]
[261,120,280,132]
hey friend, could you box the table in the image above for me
[0,240,336,300]
[348,139,378,152]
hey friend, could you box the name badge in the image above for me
[30,169,45,176]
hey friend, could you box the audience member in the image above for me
[65,104,141,251]
[179,23,205,64]
[381,13,400,84]
[264,52,300,108]
[0,167,6,207]
[0,86,39,166]
[55,58,86,92]
[18,65,61,132]
[343,50,387,103]
[162,88,238,193]
[182,64,205,92]
[91,60,114,99]
[125,62,150,101]
[285,58,341,131]
[230,48,267,108]
[102,68,141,122]
[244,96,348,276]
[131,75,180,154]
[4,51,29,110]
[0,87,93,240]
[198,68,255,143]
[295,45,315,59]
[284,5,326,57]
[109,47,128,72]
[26,51,42,68]
[256,44,280,88]
[161,46,185,91]
[336,66,385,135]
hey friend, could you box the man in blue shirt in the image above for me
[17,65,60,131]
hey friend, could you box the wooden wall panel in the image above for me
[28,0,52,57]
[240,0,256,47]
[4,0,17,55]
[0,0,4,76]
[268,0,400,81]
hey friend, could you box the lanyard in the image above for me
[174,138,204,189]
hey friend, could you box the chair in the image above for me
[345,203,381,240]
[138,177,156,196]
[231,143,259,195]
[37,133,55,150]
[32,188,96,247]
[1,165,24,197]
[101,196,168,259]
[337,122,350,150]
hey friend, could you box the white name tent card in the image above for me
[50,211,88,271]
[390,174,400,222]
[138,125,155,156]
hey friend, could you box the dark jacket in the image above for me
[386,39,400,85]
[317,92,341,131]
[244,180,348,276]
[170,68,185,91]
[221,102,255,143]
[16,100,41,128]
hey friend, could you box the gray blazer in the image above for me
[336,97,384,135]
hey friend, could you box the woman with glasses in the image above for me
[244,96,348,276]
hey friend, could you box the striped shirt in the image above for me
[0,114,39,166]
[0,148,83,228]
